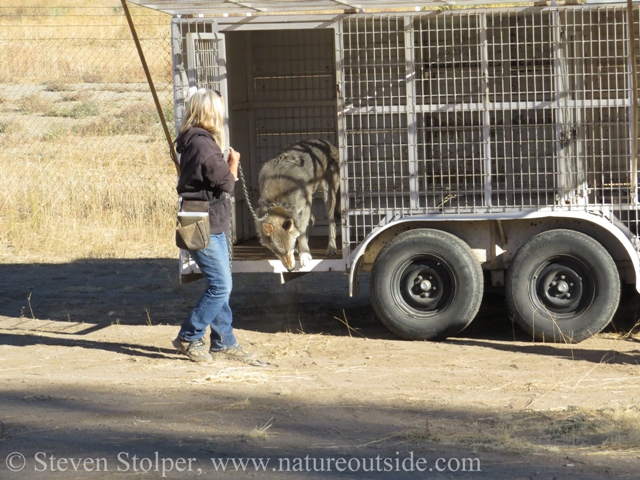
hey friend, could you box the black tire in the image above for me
[369,229,483,340]
[610,284,640,333]
[506,229,620,343]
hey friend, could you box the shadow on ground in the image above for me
[0,259,385,338]
[1,259,638,344]
[0,385,636,479]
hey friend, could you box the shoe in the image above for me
[211,344,256,363]
[172,337,212,363]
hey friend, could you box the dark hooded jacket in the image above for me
[175,127,235,234]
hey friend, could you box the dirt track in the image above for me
[1,259,639,479]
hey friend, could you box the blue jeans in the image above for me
[178,232,237,350]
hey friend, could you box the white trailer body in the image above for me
[131,0,640,342]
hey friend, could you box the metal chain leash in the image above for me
[238,162,268,223]
[225,162,267,270]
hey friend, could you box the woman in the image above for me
[172,88,255,363]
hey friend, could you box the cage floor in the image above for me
[232,236,342,261]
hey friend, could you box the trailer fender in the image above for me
[348,211,640,296]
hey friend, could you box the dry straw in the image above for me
[244,417,274,440]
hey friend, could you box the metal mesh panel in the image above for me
[417,110,484,209]
[341,6,640,252]
[490,108,557,207]
[416,13,484,105]
[487,10,555,104]
[414,13,484,211]
[342,16,410,247]
[0,4,175,261]
[343,16,407,107]
[192,37,218,87]
[559,9,632,210]
[485,10,559,208]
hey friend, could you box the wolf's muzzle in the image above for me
[279,251,296,272]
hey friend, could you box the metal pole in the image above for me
[627,0,638,202]
[121,0,180,175]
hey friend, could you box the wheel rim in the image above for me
[531,256,595,316]
[392,255,455,315]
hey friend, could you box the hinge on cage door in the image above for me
[177,66,191,102]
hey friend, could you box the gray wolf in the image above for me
[255,139,340,271]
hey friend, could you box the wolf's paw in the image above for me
[326,245,338,257]
[299,252,313,267]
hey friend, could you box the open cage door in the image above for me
[174,21,230,283]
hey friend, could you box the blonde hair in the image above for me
[179,88,226,148]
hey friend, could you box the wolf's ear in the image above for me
[262,223,274,236]
[282,218,294,232]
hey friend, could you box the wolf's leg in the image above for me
[297,207,313,267]
[325,181,338,257]
[295,211,314,255]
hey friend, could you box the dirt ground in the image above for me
[1,258,640,479]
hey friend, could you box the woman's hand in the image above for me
[227,147,240,181]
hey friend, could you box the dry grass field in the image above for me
[0,0,176,262]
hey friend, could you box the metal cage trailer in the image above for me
[130,0,640,343]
